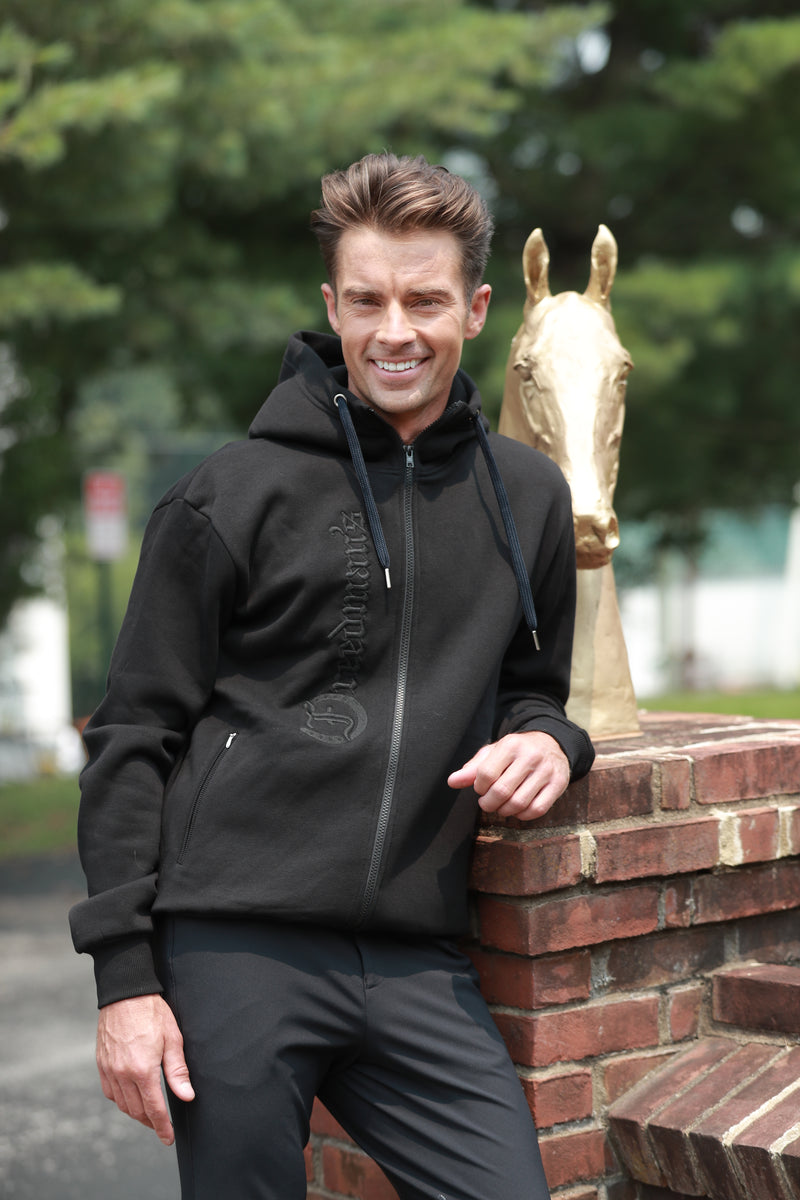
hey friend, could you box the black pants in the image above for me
[158,917,551,1200]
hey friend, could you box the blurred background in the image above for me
[1,7,799,1191]
[2,0,800,812]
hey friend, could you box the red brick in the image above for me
[668,982,704,1041]
[738,907,800,963]
[305,1142,315,1183]
[539,1125,608,1189]
[733,806,780,864]
[594,817,718,883]
[688,1045,799,1198]
[322,1145,399,1200]
[470,832,582,895]
[693,738,800,804]
[603,1051,679,1106]
[608,1039,737,1187]
[713,963,800,1034]
[520,1068,593,1128]
[494,995,659,1068]
[554,1188,599,1200]
[731,1085,800,1200]
[468,947,591,1009]
[787,804,800,855]
[781,1131,800,1195]
[311,1098,349,1139]
[605,926,726,991]
[664,878,694,928]
[477,886,660,956]
[647,1041,783,1195]
[692,859,800,925]
[659,756,693,811]
[570,758,655,825]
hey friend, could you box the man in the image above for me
[70,152,594,1200]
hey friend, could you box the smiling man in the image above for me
[70,153,594,1200]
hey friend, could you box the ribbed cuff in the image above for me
[92,936,163,1009]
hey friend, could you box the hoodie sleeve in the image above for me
[69,497,238,1007]
[493,472,595,780]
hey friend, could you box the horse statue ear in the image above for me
[522,228,551,306]
[585,224,618,308]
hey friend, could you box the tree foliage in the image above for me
[470,0,800,529]
[2,0,800,627]
[0,0,604,623]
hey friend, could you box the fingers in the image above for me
[447,743,492,790]
[163,1033,196,1104]
[451,731,570,821]
[96,994,191,1146]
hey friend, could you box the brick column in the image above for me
[305,712,800,1199]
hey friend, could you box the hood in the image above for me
[248,330,487,464]
[248,330,541,644]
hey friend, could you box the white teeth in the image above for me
[375,359,421,372]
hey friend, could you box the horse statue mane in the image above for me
[499,224,641,739]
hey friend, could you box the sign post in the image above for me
[82,470,128,687]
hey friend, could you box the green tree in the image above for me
[0,0,605,626]
[471,1,800,532]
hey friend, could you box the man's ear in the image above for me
[321,283,340,334]
[465,284,491,341]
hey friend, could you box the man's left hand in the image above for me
[447,731,570,821]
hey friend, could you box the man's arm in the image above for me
[96,995,195,1145]
[448,730,570,821]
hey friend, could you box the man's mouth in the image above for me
[374,359,422,373]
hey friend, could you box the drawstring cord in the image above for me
[334,395,392,589]
[333,393,540,649]
[471,415,541,651]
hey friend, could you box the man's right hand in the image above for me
[96,993,195,1146]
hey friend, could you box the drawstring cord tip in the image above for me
[384,568,392,589]
[532,630,541,652]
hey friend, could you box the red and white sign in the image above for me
[83,470,128,562]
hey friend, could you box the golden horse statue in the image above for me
[499,224,640,738]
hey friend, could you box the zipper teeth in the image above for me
[177,732,237,863]
[357,445,415,924]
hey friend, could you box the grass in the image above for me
[2,685,799,862]
[0,774,80,860]
[639,687,800,720]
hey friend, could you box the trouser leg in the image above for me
[157,917,366,1200]
[321,935,551,1200]
[158,920,550,1200]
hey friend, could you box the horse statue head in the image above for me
[499,224,632,569]
[499,224,641,738]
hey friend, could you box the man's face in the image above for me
[322,226,491,444]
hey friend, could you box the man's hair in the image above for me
[310,152,494,299]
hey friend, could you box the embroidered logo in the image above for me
[301,510,370,745]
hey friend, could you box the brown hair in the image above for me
[310,153,494,299]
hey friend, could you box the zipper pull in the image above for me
[225,732,237,749]
[405,444,414,472]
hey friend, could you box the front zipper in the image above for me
[356,443,416,925]
[177,731,237,864]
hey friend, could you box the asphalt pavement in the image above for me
[0,853,179,1199]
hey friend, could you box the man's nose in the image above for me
[377,301,414,344]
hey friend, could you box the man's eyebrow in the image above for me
[339,285,457,302]
[407,286,457,301]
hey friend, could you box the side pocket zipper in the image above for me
[177,731,237,864]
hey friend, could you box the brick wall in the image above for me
[305,712,800,1199]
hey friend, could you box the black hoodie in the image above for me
[70,332,594,1007]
